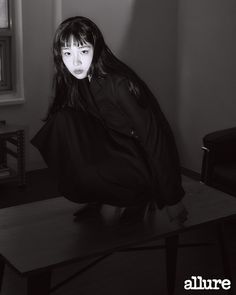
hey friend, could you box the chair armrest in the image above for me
[203,127,236,163]
[201,127,236,184]
[203,127,236,147]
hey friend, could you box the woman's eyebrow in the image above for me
[61,44,91,49]
[78,44,91,48]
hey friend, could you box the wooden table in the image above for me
[0,178,235,295]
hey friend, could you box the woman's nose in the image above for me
[73,52,82,66]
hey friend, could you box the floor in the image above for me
[0,170,235,295]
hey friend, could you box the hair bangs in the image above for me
[59,25,94,48]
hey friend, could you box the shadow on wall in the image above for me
[175,0,236,172]
[117,0,179,129]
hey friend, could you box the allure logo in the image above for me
[184,276,231,290]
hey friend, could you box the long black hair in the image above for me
[46,16,146,120]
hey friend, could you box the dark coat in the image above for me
[31,74,185,208]
[87,74,185,208]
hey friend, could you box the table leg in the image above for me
[217,222,234,295]
[0,256,5,292]
[27,271,51,295]
[165,234,179,295]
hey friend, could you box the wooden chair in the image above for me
[201,127,236,197]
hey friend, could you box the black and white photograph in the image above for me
[0,0,235,294]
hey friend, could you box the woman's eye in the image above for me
[81,50,89,55]
[62,51,71,56]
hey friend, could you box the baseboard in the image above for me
[181,167,201,181]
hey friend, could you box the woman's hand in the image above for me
[166,201,188,224]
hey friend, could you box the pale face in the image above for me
[61,35,94,79]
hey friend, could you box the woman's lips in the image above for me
[74,69,83,74]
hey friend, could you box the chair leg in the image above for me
[165,234,179,295]
[217,222,234,295]
[27,271,51,295]
[17,130,26,187]
[0,256,5,291]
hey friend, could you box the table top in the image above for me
[0,176,235,276]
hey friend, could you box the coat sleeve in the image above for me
[114,77,185,206]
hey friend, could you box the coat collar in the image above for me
[89,76,104,97]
